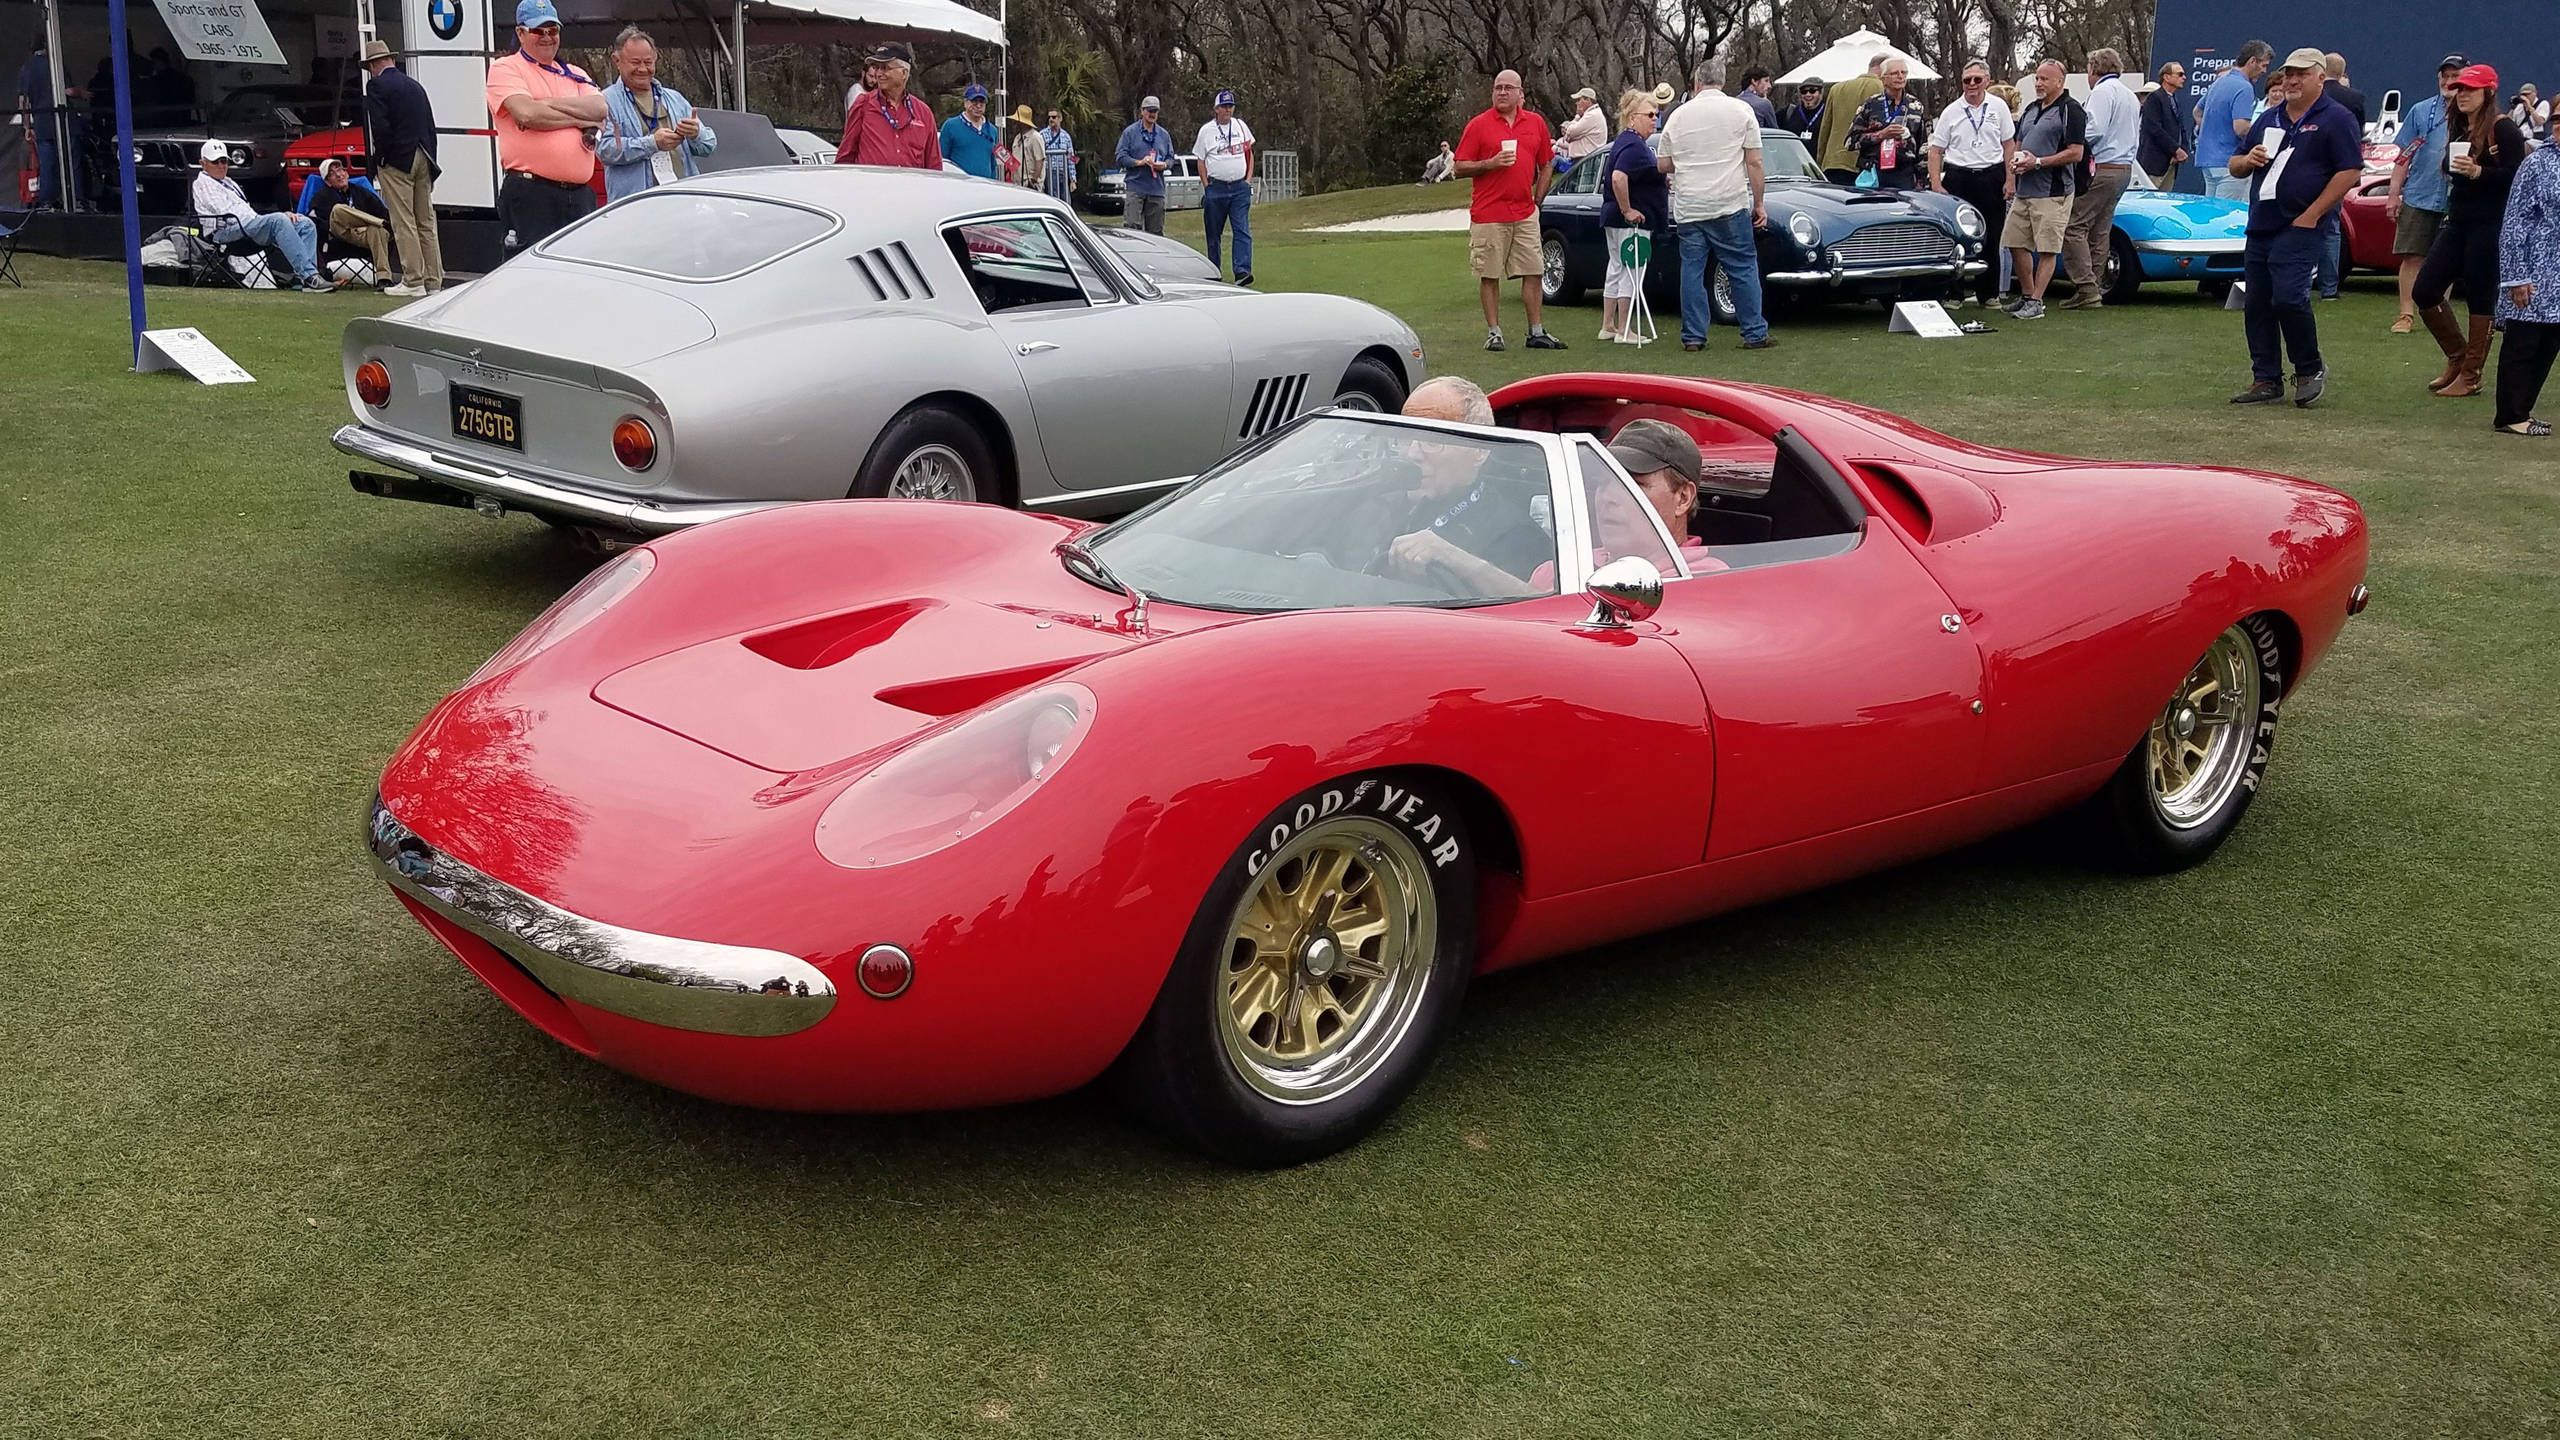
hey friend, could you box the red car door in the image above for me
[1652,521,1986,862]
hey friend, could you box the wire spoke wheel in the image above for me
[887,443,975,502]
[2146,627,2261,830]
[1216,816,1435,1105]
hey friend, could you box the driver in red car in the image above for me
[1526,420,1724,591]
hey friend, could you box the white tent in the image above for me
[1775,28,1940,85]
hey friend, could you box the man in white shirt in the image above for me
[1559,88,1608,163]
[190,139,329,291]
[1927,59,2018,306]
[2060,47,2141,309]
[1195,88,1257,284]
[1655,57,1773,352]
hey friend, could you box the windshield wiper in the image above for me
[1056,536,1149,637]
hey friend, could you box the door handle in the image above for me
[1017,341,1059,356]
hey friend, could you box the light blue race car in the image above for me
[2100,169,2249,303]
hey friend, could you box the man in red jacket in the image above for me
[836,42,941,168]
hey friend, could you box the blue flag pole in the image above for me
[107,0,146,365]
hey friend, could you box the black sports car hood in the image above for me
[1767,183,1951,225]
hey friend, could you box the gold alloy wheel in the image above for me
[2146,626,2262,831]
[1216,815,1437,1105]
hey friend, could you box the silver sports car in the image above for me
[335,167,1424,533]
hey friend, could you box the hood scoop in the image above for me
[594,599,1128,772]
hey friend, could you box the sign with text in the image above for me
[1887,300,1965,338]
[137,327,257,384]
[152,0,287,66]
[315,14,360,59]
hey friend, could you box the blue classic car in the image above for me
[1539,130,1987,322]
[2099,168,2248,303]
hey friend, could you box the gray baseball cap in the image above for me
[1607,420,1702,486]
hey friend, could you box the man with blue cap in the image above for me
[483,0,607,253]
[1194,88,1257,283]
[940,83,1002,179]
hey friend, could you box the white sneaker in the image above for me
[1614,330,1646,345]
[384,282,426,298]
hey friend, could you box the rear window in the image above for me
[542,191,839,281]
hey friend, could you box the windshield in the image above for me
[1761,132,1826,181]
[1084,415,1562,612]
[541,190,840,281]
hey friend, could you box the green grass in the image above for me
[4,242,2557,1438]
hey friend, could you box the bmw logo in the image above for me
[428,0,464,40]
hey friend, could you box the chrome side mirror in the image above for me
[1583,556,1663,628]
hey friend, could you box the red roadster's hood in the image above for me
[592,596,1137,773]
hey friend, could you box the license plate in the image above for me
[450,384,524,451]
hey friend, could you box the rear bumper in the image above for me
[335,423,780,533]
[369,795,837,1038]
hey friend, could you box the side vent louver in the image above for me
[849,242,934,303]
[1238,373,1313,439]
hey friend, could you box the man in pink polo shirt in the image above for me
[834,42,942,168]
[485,0,607,256]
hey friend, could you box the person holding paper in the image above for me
[2414,65,2529,399]
[597,28,716,202]
[2226,50,2363,408]
[1115,97,1176,234]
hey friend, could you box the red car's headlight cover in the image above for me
[466,546,656,687]
[816,684,1093,869]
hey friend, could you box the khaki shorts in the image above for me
[1469,219,1541,280]
[2393,204,2444,258]
[2000,194,2071,253]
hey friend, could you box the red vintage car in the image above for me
[281,123,368,194]
[2340,174,2407,274]
[367,375,2371,1164]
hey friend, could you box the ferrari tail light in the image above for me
[816,684,1093,869]
[612,416,658,472]
[355,360,392,408]
[466,546,656,686]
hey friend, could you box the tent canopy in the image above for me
[1775,29,1940,85]
[555,0,1003,48]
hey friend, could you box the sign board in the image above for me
[137,328,257,384]
[404,0,501,210]
[315,13,361,59]
[1887,300,1965,338]
[151,0,288,66]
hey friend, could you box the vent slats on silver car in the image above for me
[1830,221,1956,266]
[849,241,935,302]
[1239,374,1311,439]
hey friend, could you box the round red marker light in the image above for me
[856,944,914,1000]
[612,416,657,472]
[355,360,391,408]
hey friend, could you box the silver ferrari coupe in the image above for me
[335,167,1426,534]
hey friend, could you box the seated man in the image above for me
[295,158,395,288]
[1379,377,1550,594]
[192,140,329,291]
[1607,419,1721,570]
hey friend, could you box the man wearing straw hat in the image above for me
[1008,105,1045,188]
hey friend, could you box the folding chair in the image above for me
[1619,230,1658,346]
[0,207,26,287]
[187,212,280,290]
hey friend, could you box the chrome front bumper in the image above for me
[368,797,836,1038]
[2134,237,2246,255]
[1764,259,1990,284]
[334,424,783,534]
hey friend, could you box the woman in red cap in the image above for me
[2413,63,2529,398]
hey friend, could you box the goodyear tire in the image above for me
[2094,615,2284,873]
[1117,772,1478,1166]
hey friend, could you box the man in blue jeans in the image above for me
[1193,89,1257,284]
[1655,58,1774,352]
[2228,49,2362,407]
[2197,41,2273,203]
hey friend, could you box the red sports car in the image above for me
[2340,174,2406,274]
[368,375,2371,1165]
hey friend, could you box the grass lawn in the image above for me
[3,226,2556,1439]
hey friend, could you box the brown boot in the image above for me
[2420,306,2466,391]
[2439,316,2494,398]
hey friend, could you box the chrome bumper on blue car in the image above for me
[1763,259,1991,284]
[334,424,782,534]
[368,796,836,1038]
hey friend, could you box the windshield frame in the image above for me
[1757,130,1827,182]
[1078,409,1593,613]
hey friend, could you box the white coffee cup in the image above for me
[1500,138,1518,158]
[2449,140,2473,162]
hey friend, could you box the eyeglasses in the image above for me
[1963,75,1988,85]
